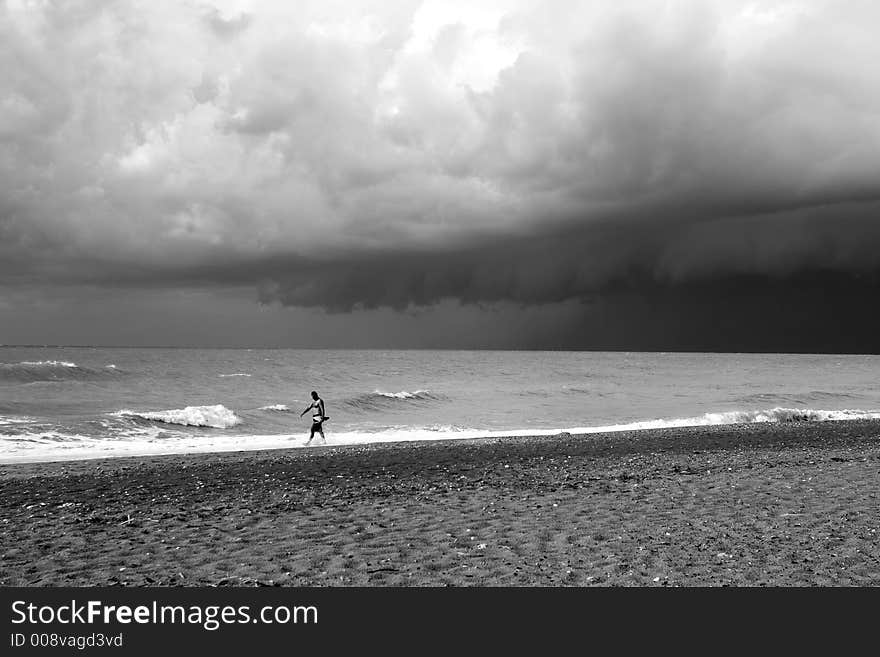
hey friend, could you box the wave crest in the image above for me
[0,360,123,383]
[112,405,241,429]
[345,389,446,411]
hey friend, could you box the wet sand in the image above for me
[2,420,880,586]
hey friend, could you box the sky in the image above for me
[2,0,880,350]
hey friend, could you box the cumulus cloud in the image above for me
[2,0,880,329]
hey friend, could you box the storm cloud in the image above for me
[2,0,880,349]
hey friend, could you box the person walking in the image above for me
[300,391,327,445]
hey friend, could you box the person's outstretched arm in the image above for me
[300,402,313,417]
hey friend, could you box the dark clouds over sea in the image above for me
[2,1,879,349]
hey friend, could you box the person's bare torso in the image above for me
[311,398,325,422]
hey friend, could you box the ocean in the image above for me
[1,347,879,463]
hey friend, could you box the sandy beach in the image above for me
[2,420,880,586]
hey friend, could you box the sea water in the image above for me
[1,347,879,463]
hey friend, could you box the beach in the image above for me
[2,420,880,586]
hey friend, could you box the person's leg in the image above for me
[306,424,316,445]
[319,425,326,444]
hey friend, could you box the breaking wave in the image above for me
[375,390,432,399]
[345,389,447,411]
[219,373,251,378]
[564,406,880,434]
[709,406,880,425]
[112,405,241,429]
[259,404,290,412]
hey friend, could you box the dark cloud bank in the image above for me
[2,1,880,350]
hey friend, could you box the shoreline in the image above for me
[2,419,880,585]
[6,407,878,467]
[4,413,880,473]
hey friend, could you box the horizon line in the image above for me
[1,344,879,356]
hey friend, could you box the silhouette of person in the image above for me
[300,390,326,445]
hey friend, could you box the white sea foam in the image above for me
[590,407,880,431]
[19,360,78,367]
[259,404,290,411]
[0,415,35,426]
[0,430,100,447]
[112,405,241,429]
[374,389,429,399]
[219,373,251,378]
[3,406,879,464]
